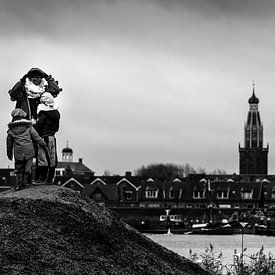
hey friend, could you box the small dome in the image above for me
[248,91,259,104]
[62,147,73,153]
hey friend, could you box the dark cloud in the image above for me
[0,0,102,39]
[1,0,273,46]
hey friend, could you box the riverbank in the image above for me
[147,233,275,267]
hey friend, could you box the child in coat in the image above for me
[34,92,60,183]
[7,108,47,190]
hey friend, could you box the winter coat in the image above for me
[7,119,46,161]
[8,81,39,119]
[34,105,60,138]
[8,69,62,119]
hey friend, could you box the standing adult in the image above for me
[8,68,62,120]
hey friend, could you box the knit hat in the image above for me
[40,92,55,107]
[26,68,48,79]
[11,108,27,118]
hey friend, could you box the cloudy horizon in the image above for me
[1,0,275,175]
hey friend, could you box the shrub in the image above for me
[189,244,275,275]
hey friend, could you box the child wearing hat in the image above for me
[34,92,60,183]
[6,108,47,191]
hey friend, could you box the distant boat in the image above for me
[255,224,275,236]
[190,222,235,235]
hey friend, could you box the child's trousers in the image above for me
[14,157,33,173]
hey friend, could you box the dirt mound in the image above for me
[0,185,211,275]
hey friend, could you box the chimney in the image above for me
[79,158,83,164]
[125,171,132,178]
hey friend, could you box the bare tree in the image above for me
[134,163,226,179]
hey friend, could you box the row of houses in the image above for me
[1,168,275,231]
[54,171,275,230]
[0,160,270,215]
[2,167,275,212]
[49,169,273,215]
[56,172,275,212]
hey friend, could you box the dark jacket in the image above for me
[7,119,46,160]
[9,81,39,119]
[34,109,60,138]
[8,69,62,119]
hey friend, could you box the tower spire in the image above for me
[252,80,255,93]
[248,82,259,105]
[239,85,268,175]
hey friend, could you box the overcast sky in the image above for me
[1,0,275,175]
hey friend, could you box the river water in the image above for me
[147,234,275,267]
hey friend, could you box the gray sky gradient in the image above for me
[1,0,275,175]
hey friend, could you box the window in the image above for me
[193,190,205,199]
[219,204,231,209]
[145,189,158,198]
[148,203,160,208]
[247,204,254,209]
[241,191,253,200]
[169,188,175,198]
[170,215,182,222]
[125,191,133,200]
[55,169,65,176]
[217,191,229,199]
[271,192,275,199]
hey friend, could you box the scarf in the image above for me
[25,77,48,99]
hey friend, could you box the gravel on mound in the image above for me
[0,185,212,275]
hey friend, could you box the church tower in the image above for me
[239,85,268,175]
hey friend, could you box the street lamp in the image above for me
[239,222,248,274]
[165,209,172,235]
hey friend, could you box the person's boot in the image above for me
[47,167,55,184]
[13,173,23,191]
[27,173,33,185]
[21,173,28,189]
[40,166,48,183]
[36,166,47,183]
[35,166,42,183]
